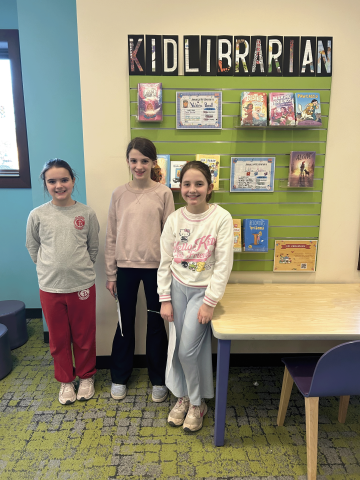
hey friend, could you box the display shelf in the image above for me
[129,76,332,272]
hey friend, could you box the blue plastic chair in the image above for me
[277,340,360,479]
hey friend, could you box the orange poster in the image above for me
[273,240,318,272]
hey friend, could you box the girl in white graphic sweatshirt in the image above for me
[157,161,233,432]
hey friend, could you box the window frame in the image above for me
[0,29,31,188]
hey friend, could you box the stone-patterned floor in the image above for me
[1,319,360,479]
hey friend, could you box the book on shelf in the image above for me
[233,219,242,252]
[288,151,315,188]
[243,219,268,252]
[155,154,170,187]
[240,92,267,126]
[170,161,187,190]
[295,92,322,126]
[268,92,295,126]
[195,154,220,190]
[137,83,163,122]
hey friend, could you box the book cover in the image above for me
[273,240,318,272]
[170,161,187,190]
[288,151,315,188]
[295,92,322,126]
[156,154,170,187]
[240,92,267,126]
[269,92,295,126]
[243,219,268,252]
[137,83,163,122]
[233,219,242,252]
[195,154,220,191]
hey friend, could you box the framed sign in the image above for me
[176,91,222,129]
[273,240,318,272]
[230,157,275,192]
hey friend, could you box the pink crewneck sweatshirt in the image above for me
[105,182,175,280]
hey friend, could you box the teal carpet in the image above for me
[1,319,360,479]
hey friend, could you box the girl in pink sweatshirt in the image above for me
[105,137,174,402]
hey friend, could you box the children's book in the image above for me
[295,92,322,126]
[155,154,170,187]
[243,219,268,252]
[138,83,163,122]
[288,151,315,188]
[233,219,242,252]
[268,92,295,126]
[195,154,220,190]
[170,161,187,190]
[240,92,267,126]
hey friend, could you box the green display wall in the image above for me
[130,76,331,272]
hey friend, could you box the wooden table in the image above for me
[211,283,360,446]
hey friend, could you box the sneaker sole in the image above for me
[77,392,95,401]
[111,391,127,400]
[152,392,168,403]
[168,419,184,427]
[59,398,76,405]
[183,404,207,432]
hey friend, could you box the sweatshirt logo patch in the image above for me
[78,289,90,300]
[179,229,190,243]
[74,216,85,230]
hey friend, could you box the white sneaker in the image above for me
[168,396,190,426]
[111,383,127,400]
[77,376,95,401]
[152,385,168,403]
[183,400,208,432]
[59,382,76,405]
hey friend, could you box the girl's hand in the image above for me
[197,303,215,324]
[106,280,117,298]
[160,301,174,323]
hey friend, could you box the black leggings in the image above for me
[110,267,168,385]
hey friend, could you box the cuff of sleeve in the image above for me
[159,294,172,302]
[107,275,117,282]
[204,295,217,308]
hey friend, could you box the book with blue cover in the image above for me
[295,92,322,126]
[243,219,269,252]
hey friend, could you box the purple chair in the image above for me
[277,340,360,480]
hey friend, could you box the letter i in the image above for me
[206,39,211,73]
[289,40,294,73]
[152,39,156,72]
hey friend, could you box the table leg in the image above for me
[214,339,231,446]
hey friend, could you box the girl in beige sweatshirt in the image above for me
[105,137,174,402]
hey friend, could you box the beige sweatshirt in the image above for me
[26,201,100,293]
[105,182,175,280]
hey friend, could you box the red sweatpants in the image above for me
[40,285,96,383]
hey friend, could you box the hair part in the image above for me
[40,158,77,194]
[179,160,213,202]
[126,137,157,162]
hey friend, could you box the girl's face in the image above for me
[126,148,155,182]
[181,168,213,214]
[45,167,75,206]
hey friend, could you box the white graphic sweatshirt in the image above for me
[157,204,234,307]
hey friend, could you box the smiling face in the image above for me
[126,148,155,182]
[45,167,75,206]
[180,168,213,214]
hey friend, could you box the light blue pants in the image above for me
[165,278,214,406]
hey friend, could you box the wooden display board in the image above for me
[129,76,331,272]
